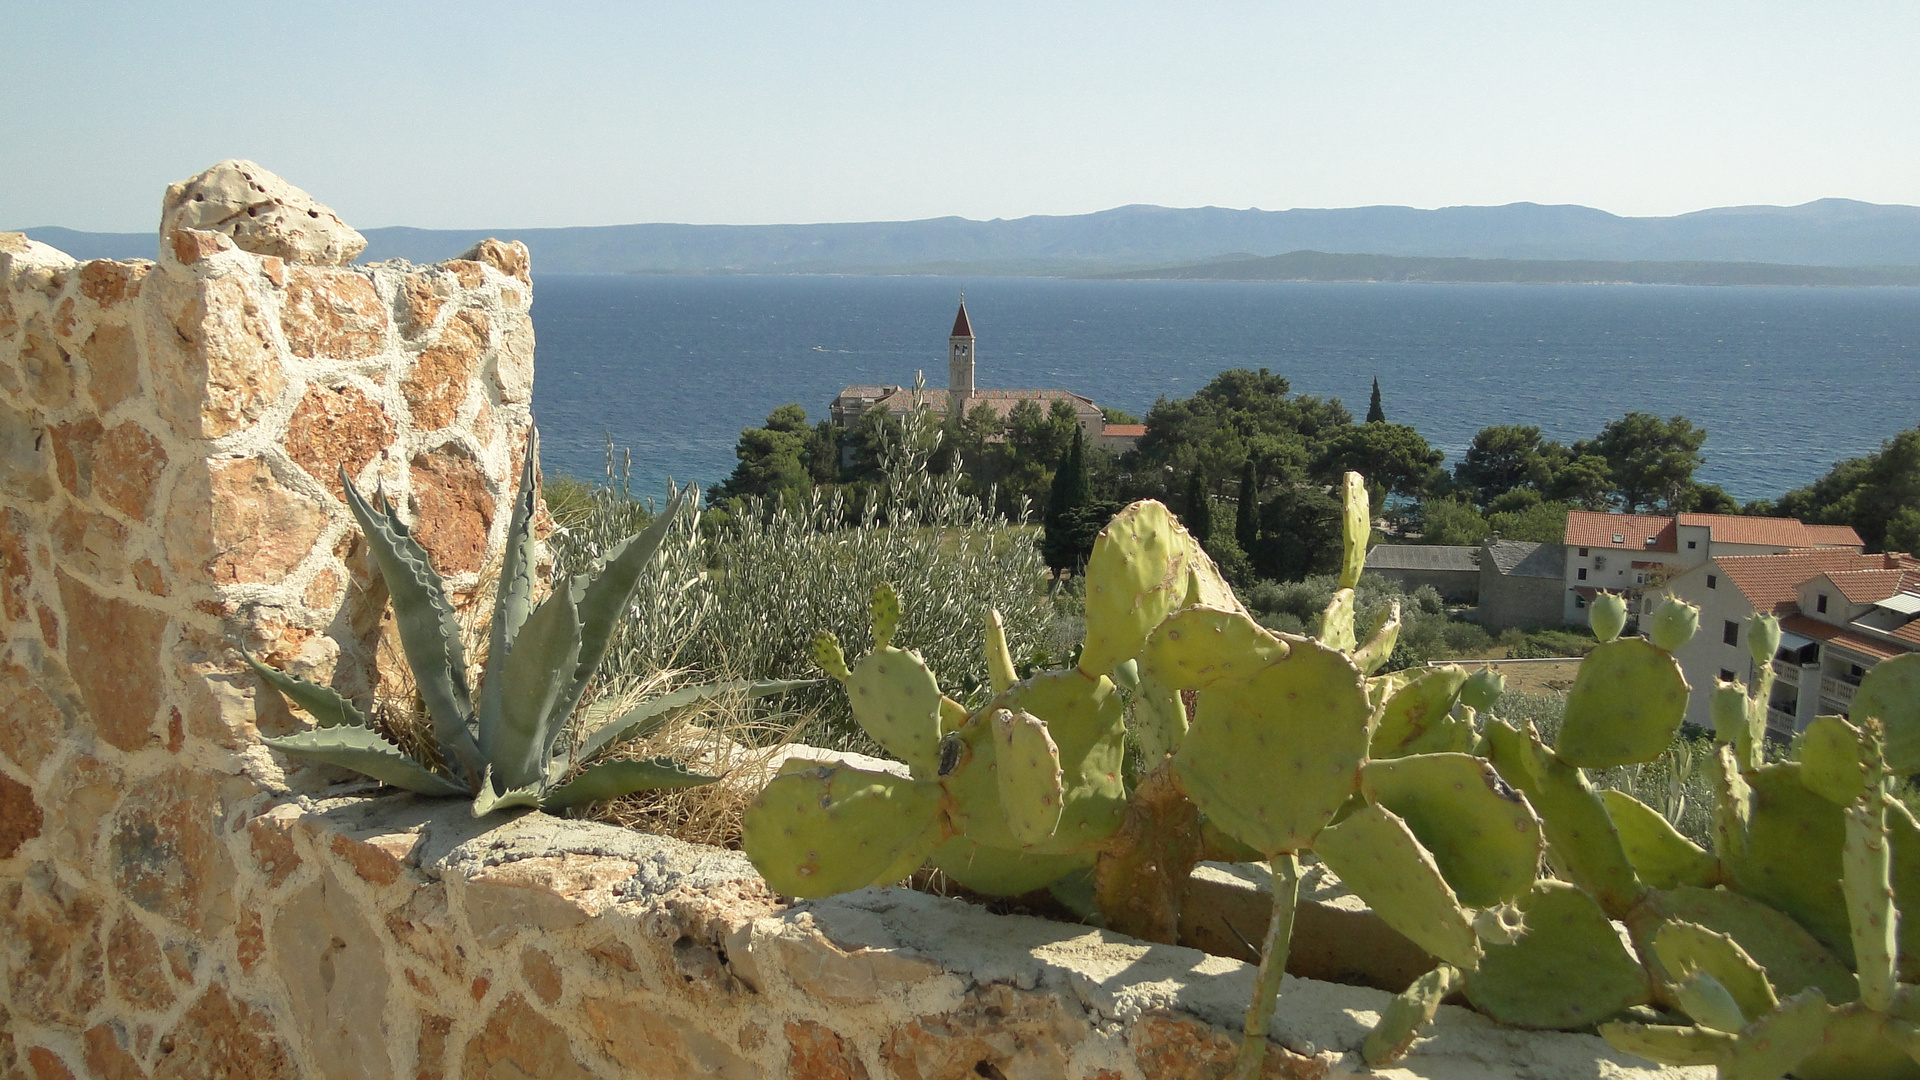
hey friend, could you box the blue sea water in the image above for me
[529,274,1920,504]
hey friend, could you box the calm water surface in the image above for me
[529,275,1920,503]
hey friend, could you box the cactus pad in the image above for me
[1799,715,1871,806]
[1465,880,1651,1030]
[994,709,1065,845]
[1174,637,1371,856]
[1647,596,1701,653]
[1371,665,1472,759]
[1315,803,1481,972]
[946,670,1128,854]
[1856,654,1920,774]
[1556,637,1690,768]
[812,631,852,682]
[1598,1022,1734,1067]
[1787,1005,1920,1080]
[847,646,944,779]
[984,609,1017,694]
[1339,471,1369,590]
[1352,601,1402,675]
[1653,921,1777,1024]
[1600,790,1718,890]
[1080,501,1225,677]
[1138,605,1287,690]
[1130,673,1188,764]
[741,764,944,898]
[1360,752,1543,907]
[927,836,1092,896]
[1363,962,1463,1068]
[1482,719,1645,916]
[1458,666,1505,713]
[1318,587,1357,653]
[1655,885,1857,1004]
[871,583,902,648]
[1719,989,1832,1080]
[1730,763,1852,964]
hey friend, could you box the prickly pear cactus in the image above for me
[741,764,944,897]
[993,709,1066,846]
[1555,637,1690,768]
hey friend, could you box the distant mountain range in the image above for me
[1096,250,1920,286]
[18,198,1920,279]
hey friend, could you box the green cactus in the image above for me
[250,431,795,815]
[1359,752,1542,908]
[993,709,1066,846]
[1370,665,1472,759]
[1315,803,1482,972]
[740,764,945,897]
[1590,590,1629,643]
[845,642,945,779]
[1466,880,1651,1029]
[1138,605,1287,691]
[1647,595,1702,653]
[1555,636,1691,769]
[1601,789,1718,890]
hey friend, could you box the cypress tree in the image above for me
[1041,427,1092,573]
[1236,458,1260,553]
[1366,377,1386,424]
[1183,470,1213,546]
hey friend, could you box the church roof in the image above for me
[951,301,972,338]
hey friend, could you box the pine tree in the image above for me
[1183,470,1213,546]
[1236,458,1260,553]
[1366,377,1386,424]
[1041,427,1093,573]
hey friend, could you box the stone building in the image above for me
[828,300,1109,441]
[1362,544,1480,603]
[1476,539,1568,629]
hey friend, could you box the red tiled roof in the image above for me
[1714,551,1911,614]
[1780,614,1906,661]
[1676,513,1864,549]
[1102,424,1146,438]
[1825,569,1920,604]
[951,301,972,338]
[1894,619,1920,648]
[1564,512,1678,552]
[1802,523,1869,548]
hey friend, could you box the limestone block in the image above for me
[52,504,127,590]
[408,444,494,575]
[19,326,77,407]
[0,770,42,859]
[743,915,942,1005]
[161,160,365,266]
[82,1023,147,1080]
[55,569,166,752]
[0,232,77,270]
[247,806,304,889]
[582,995,757,1079]
[462,854,639,944]
[415,1014,455,1080]
[106,914,176,1012]
[396,270,451,339]
[168,226,236,266]
[48,417,103,498]
[1,863,105,1026]
[405,308,487,430]
[519,946,563,1005]
[0,653,76,778]
[205,456,326,584]
[0,397,57,503]
[1,507,33,624]
[80,321,142,413]
[109,768,236,934]
[281,266,388,360]
[92,421,168,522]
[156,273,285,438]
[495,311,534,404]
[148,983,298,1079]
[386,881,467,984]
[271,871,395,1080]
[285,381,395,499]
[462,993,592,1080]
[44,755,120,869]
[882,983,1088,1080]
[785,1021,870,1080]
[77,259,148,307]
[458,239,532,286]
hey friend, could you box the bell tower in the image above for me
[947,297,975,410]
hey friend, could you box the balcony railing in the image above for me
[1821,676,1858,707]
[1772,661,1800,687]
[1766,706,1798,738]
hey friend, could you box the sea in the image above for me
[528,275,1920,504]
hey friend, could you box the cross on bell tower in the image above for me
[948,295,975,411]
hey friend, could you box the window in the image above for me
[1724,621,1740,647]
[1817,594,1828,614]
[1579,547,1589,557]
[1636,574,1645,584]
[1577,568,1588,580]
[1646,535,1658,546]
[1720,669,1737,682]
[1612,534,1625,544]
[1575,595,1587,609]
[1688,540,1698,549]
[1707,575,1717,589]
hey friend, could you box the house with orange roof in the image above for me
[828,300,1124,448]
[1651,548,1919,737]
[1559,509,1863,624]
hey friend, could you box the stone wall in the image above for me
[0,163,1701,1080]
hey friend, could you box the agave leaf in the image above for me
[471,765,546,817]
[340,469,483,785]
[483,585,582,792]
[479,430,542,742]
[550,487,689,736]
[242,651,368,729]
[541,758,719,812]
[263,726,467,796]
[576,678,814,764]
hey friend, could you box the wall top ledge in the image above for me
[292,793,1706,1080]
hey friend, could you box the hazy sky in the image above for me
[6,2,1919,231]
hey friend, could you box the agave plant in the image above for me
[247,431,802,816]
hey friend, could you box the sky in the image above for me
[5,2,1920,232]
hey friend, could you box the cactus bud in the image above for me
[1748,614,1781,669]
[1590,592,1628,643]
[871,583,902,649]
[1709,680,1749,745]
[812,631,852,682]
[1473,902,1526,945]
[1460,667,1505,713]
[1648,597,1700,652]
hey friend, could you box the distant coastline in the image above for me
[1084,250,1920,287]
